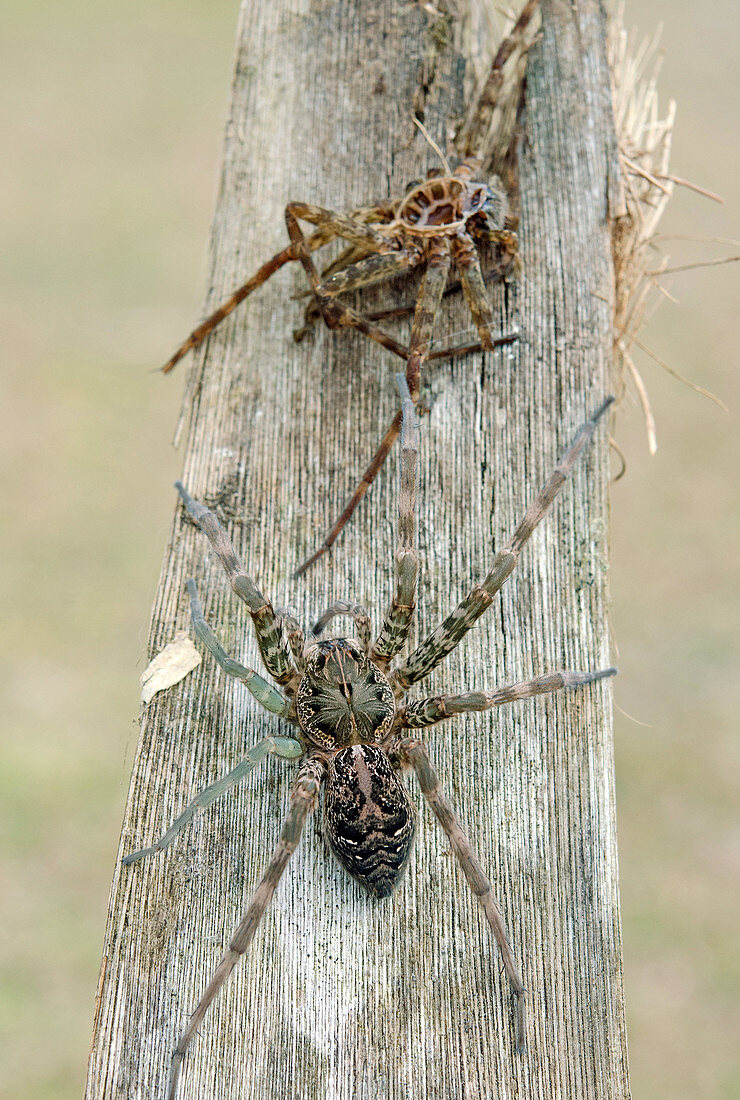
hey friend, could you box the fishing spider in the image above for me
[124,378,615,1099]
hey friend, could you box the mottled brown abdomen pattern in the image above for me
[324,745,415,898]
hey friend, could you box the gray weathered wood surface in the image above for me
[85,2,630,1097]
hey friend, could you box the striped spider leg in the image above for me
[124,379,614,1098]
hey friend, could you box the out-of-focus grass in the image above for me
[0,3,235,1097]
[614,3,740,1095]
[0,1,737,1098]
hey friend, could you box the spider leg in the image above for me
[398,667,616,728]
[293,248,423,342]
[482,229,521,282]
[488,0,540,82]
[294,247,453,577]
[286,201,395,254]
[122,735,302,865]
[166,757,325,1100]
[312,600,372,654]
[360,271,519,362]
[321,249,422,297]
[427,333,517,361]
[292,244,372,338]
[275,609,307,673]
[293,408,403,577]
[316,241,374,279]
[362,265,499,323]
[392,397,614,689]
[176,482,297,690]
[162,223,338,373]
[372,375,419,667]
[405,242,452,402]
[292,199,399,336]
[186,580,292,717]
[310,198,398,288]
[295,277,502,580]
[455,237,497,349]
[457,0,540,159]
[284,203,414,361]
[397,737,526,1052]
[317,241,367,280]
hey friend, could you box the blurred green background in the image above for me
[1,1,737,1097]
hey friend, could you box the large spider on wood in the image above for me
[124,378,615,1100]
[162,0,540,575]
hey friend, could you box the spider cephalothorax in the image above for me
[393,159,507,239]
[296,638,396,749]
[124,377,615,1100]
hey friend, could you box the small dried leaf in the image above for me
[140,632,201,705]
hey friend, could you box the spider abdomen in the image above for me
[324,745,415,899]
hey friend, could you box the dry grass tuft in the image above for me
[608,4,728,452]
[449,1,730,449]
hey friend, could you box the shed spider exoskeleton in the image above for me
[162,0,541,384]
[159,0,542,577]
[165,156,519,577]
[124,380,615,1099]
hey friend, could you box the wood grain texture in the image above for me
[85,2,630,1097]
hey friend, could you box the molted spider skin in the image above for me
[163,155,519,577]
[296,638,396,750]
[324,744,416,898]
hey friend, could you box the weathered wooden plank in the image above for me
[85,2,629,1098]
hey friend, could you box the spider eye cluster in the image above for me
[296,639,396,750]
